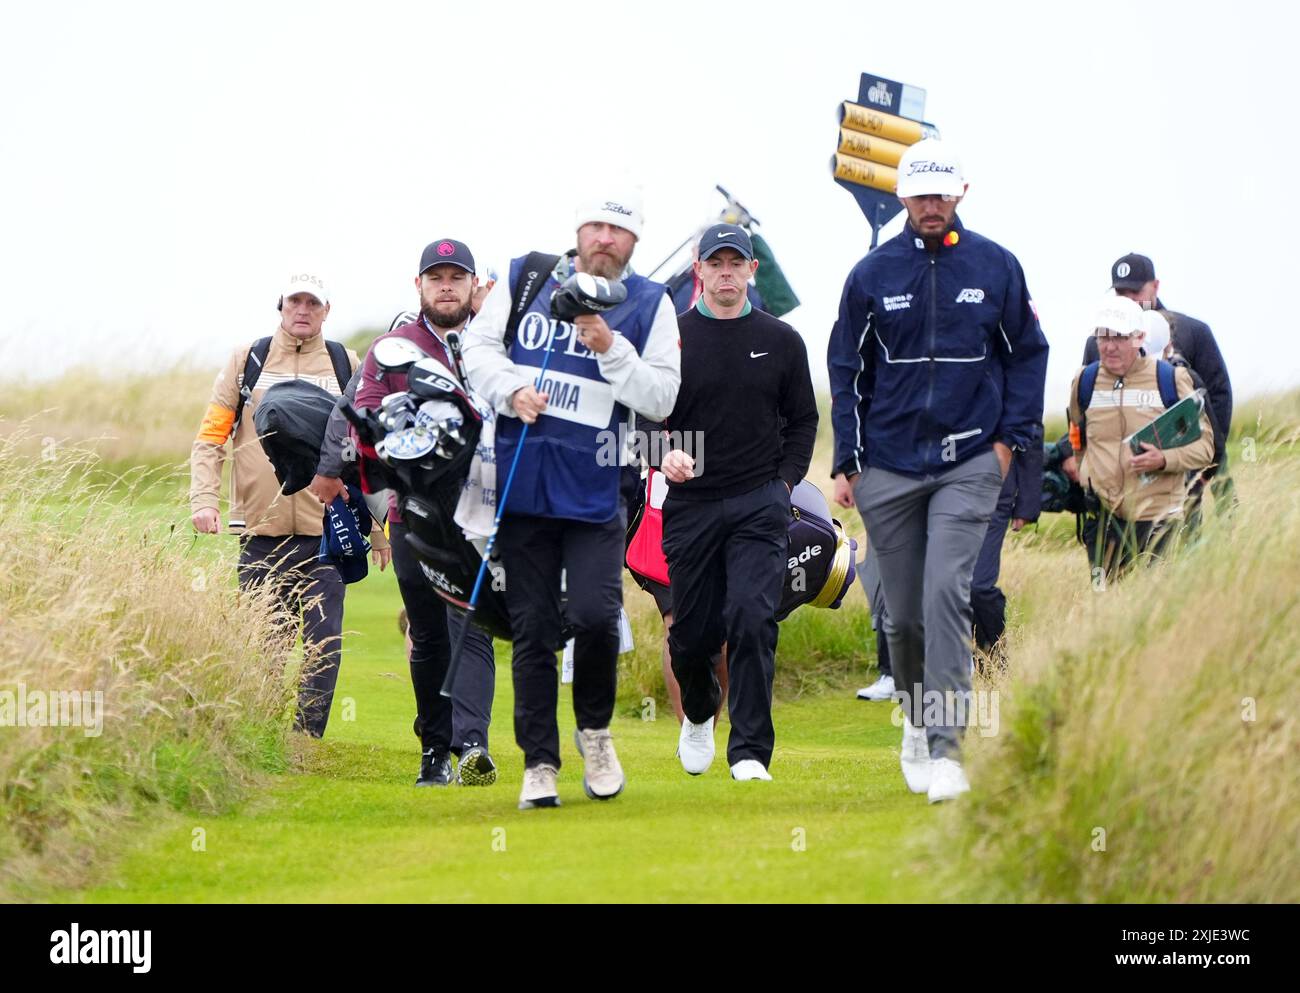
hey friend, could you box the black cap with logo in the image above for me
[698,223,754,261]
[419,239,476,276]
[1111,253,1156,291]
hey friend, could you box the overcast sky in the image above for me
[2,0,1294,413]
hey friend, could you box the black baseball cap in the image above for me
[1111,253,1156,291]
[698,223,754,261]
[419,238,476,276]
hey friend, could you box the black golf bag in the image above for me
[341,361,514,641]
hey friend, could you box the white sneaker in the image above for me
[927,757,971,803]
[677,716,715,775]
[518,764,561,810]
[730,759,772,781]
[900,717,932,794]
[574,727,625,800]
[856,674,896,701]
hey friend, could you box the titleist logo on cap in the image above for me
[603,201,633,216]
[906,161,957,176]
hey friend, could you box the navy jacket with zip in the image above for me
[828,217,1049,478]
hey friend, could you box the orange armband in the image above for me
[197,403,236,445]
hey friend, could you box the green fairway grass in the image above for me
[59,566,939,904]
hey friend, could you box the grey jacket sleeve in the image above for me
[316,369,361,478]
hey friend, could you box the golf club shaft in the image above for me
[644,232,694,281]
[440,327,558,697]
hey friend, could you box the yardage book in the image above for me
[1125,392,1204,454]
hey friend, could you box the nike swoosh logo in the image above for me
[750,351,768,358]
[718,232,732,238]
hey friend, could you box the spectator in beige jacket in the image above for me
[189,272,388,736]
[1067,296,1214,582]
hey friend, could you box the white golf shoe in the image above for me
[900,717,932,794]
[856,674,896,701]
[518,764,561,810]
[677,716,715,775]
[574,727,625,800]
[927,757,970,803]
[730,759,772,781]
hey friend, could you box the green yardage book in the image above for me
[1125,393,1204,455]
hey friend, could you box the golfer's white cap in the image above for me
[280,271,329,305]
[1094,295,1145,337]
[895,139,966,199]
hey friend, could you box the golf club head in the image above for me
[378,426,438,462]
[372,337,427,373]
[551,272,627,322]
[377,393,419,432]
[407,359,461,402]
[388,310,419,334]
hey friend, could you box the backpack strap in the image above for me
[504,252,562,349]
[233,336,273,433]
[325,339,354,397]
[1075,360,1100,450]
[1154,358,1178,410]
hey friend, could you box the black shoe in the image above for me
[415,748,453,787]
[456,744,498,786]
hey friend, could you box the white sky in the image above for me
[2,0,1296,414]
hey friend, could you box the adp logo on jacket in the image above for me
[955,288,985,304]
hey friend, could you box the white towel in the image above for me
[454,392,499,544]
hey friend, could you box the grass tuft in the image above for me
[0,427,293,901]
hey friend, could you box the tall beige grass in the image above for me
[0,426,293,902]
[931,440,1300,902]
[0,364,212,465]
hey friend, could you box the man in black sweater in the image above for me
[659,223,818,781]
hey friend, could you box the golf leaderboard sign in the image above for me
[832,72,940,247]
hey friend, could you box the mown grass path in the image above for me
[61,568,940,903]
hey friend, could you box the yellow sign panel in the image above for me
[832,154,899,194]
[839,102,926,145]
[837,128,909,168]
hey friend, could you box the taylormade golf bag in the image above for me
[626,471,858,620]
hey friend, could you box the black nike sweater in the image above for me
[665,305,818,501]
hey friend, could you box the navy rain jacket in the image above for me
[828,217,1049,478]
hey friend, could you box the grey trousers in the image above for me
[854,451,1004,759]
[857,539,892,679]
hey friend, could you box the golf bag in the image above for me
[625,470,858,620]
[341,361,514,641]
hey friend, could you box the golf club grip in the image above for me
[339,399,380,442]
